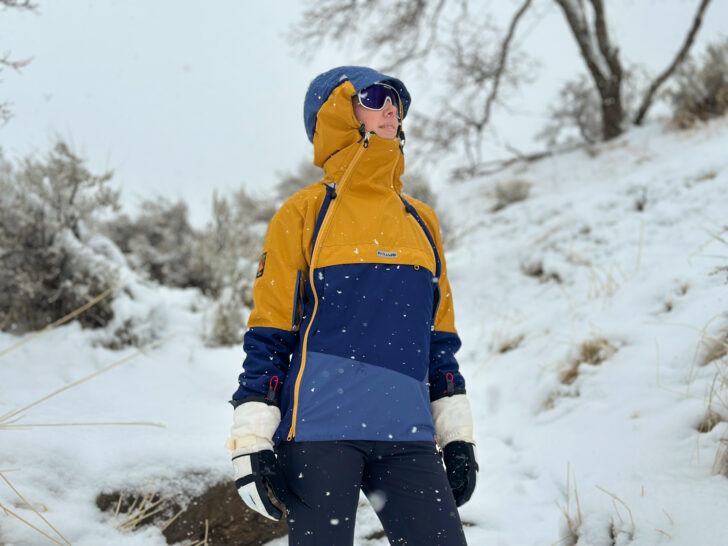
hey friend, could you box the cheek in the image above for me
[354,106,376,131]
[353,103,369,126]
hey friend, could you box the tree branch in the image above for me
[633,0,712,125]
[381,0,446,71]
[0,0,37,9]
[482,0,533,126]
[0,51,32,71]
[588,0,620,76]
[554,0,607,89]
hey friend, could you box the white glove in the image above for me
[431,393,474,447]
[226,402,285,520]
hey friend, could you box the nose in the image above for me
[383,100,398,118]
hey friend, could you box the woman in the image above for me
[226,66,477,545]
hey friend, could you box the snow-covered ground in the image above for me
[2,117,728,545]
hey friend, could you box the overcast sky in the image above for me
[1,0,726,226]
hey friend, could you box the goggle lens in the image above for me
[357,84,401,119]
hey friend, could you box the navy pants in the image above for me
[276,440,468,546]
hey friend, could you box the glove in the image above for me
[226,401,285,520]
[442,441,478,507]
[233,448,287,520]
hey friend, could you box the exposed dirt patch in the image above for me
[97,480,287,545]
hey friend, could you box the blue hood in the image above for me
[303,66,412,143]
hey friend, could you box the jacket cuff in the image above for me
[431,393,474,447]
[226,401,281,454]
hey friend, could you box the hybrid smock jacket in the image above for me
[231,66,468,446]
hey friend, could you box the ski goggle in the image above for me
[356,83,401,119]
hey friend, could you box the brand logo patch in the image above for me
[256,252,267,278]
[377,250,398,258]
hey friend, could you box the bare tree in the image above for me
[0,0,36,125]
[293,0,536,172]
[292,0,713,174]
[553,0,624,140]
[555,0,712,136]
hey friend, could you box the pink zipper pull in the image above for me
[267,376,279,403]
[446,373,455,395]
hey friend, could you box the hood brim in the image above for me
[304,66,411,144]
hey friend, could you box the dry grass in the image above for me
[706,353,728,475]
[497,334,525,354]
[0,334,174,430]
[98,486,226,545]
[683,316,728,475]
[553,463,582,546]
[698,408,723,433]
[596,485,635,541]
[113,489,173,531]
[0,470,71,546]
[714,436,728,476]
[540,388,580,412]
[586,263,623,301]
[103,488,214,544]
[0,293,174,543]
[560,337,618,385]
[696,329,728,367]
[520,259,562,283]
[694,169,719,183]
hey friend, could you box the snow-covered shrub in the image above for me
[207,288,248,347]
[493,179,531,211]
[103,198,208,291]
[402,171,437,207]
[274,159,323,203]
[401,171,454,246]
[196,188,275,346]
[0,142,120,333]
[668,38,728,129]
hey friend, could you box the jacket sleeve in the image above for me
[417,205,467,402]
[230,198,309,408]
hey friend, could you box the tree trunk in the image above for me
[555,0,625,141]
[600,77,623,140]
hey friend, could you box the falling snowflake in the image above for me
[368,490,387,512]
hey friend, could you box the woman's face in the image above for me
[352,98,399,140]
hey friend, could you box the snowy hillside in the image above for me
[2,117,728,545]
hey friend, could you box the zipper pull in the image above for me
[357,130,370,148]
[446,373,455,395]
[266,376,279,404]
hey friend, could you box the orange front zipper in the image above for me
[286,135,370,441]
